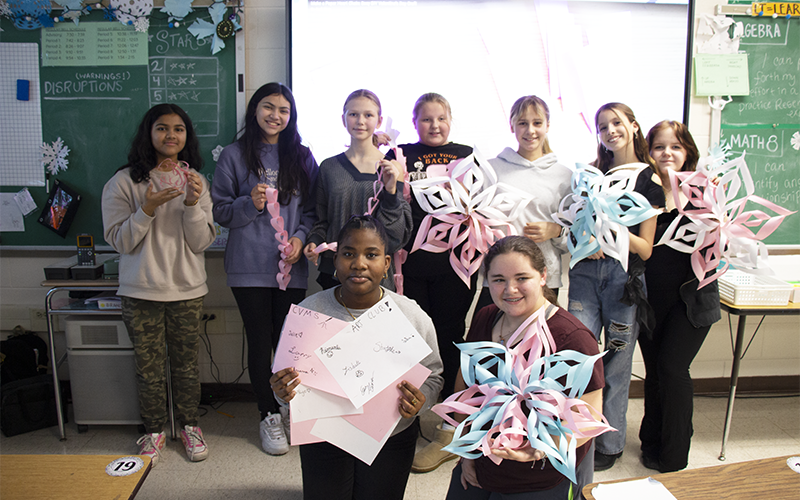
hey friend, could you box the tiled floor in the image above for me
[1,395,798,499]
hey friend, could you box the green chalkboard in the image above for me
[0,9,237,247]
[720,15,800,245]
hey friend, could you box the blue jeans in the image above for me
[568,258,639,456]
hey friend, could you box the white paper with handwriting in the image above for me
[315,295,432,409]
[290,383,362,423]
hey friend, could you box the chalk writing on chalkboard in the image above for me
[149,57,220,137]
[720,16,799,245]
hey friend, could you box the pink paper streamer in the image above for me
[265,187,292,290]
[393,249,407,295]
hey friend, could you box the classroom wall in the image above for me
[1,0,798,385]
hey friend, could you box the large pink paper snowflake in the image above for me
[410,149,532,287]
[659,149,795,289]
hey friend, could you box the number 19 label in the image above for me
[105,456,145,477]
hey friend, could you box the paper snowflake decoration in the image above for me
[133,15,148,32]
[41,137,70,176]
[109,0,152,28]
[187,1,241,55]
[102,5,116,21]
[792,131,800,151]
[161,0,192,22]
[657,147,795,289]
[0,0,12,17]
[433,305,613,484]
[211,145,224,162]
[7,0,53,29]
[409,148,532,286]
[552,163,660,271]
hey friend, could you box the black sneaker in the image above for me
[594,451,622,471]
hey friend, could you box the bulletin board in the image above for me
[0,8,239,248]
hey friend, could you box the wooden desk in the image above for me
[583,455,800,499]
[718,300,800,460]
[0,454,152,500]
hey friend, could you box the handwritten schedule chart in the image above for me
[41,23,147,67]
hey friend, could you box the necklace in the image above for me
[498,314,515,346]
[338,286,384,321]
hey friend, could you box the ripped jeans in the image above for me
[568,258,640,456]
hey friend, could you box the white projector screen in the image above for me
[289,0,691,167]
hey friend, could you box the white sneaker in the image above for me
[137,431,166,467]
[180,425,209,462]
[260,413,289,455]
[278,406,291,444]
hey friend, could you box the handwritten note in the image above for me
[310,363,431,465]
[290,383,362,424]
[695,54,750,96]
[273,305,350,398]
[315,295,432,409]
[0,194,25,232]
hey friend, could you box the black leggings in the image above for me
[299,419,419,500]
[638,291,710,471]
[231,287,306,418]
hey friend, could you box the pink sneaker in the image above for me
[181,425,209,462]
[137,432,166,467]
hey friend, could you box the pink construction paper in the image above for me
[272,304,350,398]
[343,363,431,441]
[290,416,323,446]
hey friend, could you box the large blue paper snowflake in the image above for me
[187,1,241,55]
[161,0,193,22]
[552,164,660,271]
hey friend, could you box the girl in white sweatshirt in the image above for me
[102,103,216,466]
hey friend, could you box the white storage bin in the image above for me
[718,270,793,306]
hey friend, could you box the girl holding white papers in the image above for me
[446,236,604,499]
[567,103,664,472]
[270,215,443,500]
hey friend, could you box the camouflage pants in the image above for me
[121,296,203,433]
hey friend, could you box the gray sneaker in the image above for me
[259,413,289,455]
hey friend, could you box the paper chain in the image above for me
[657,148,795,289]
[432,305,614,484]
[265,187,293,290]
[552,163,660,272]
[313,122,408,292]
[154,158,191,190]
[410,149,531,287]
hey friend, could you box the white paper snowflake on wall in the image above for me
[41,137,70,175]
